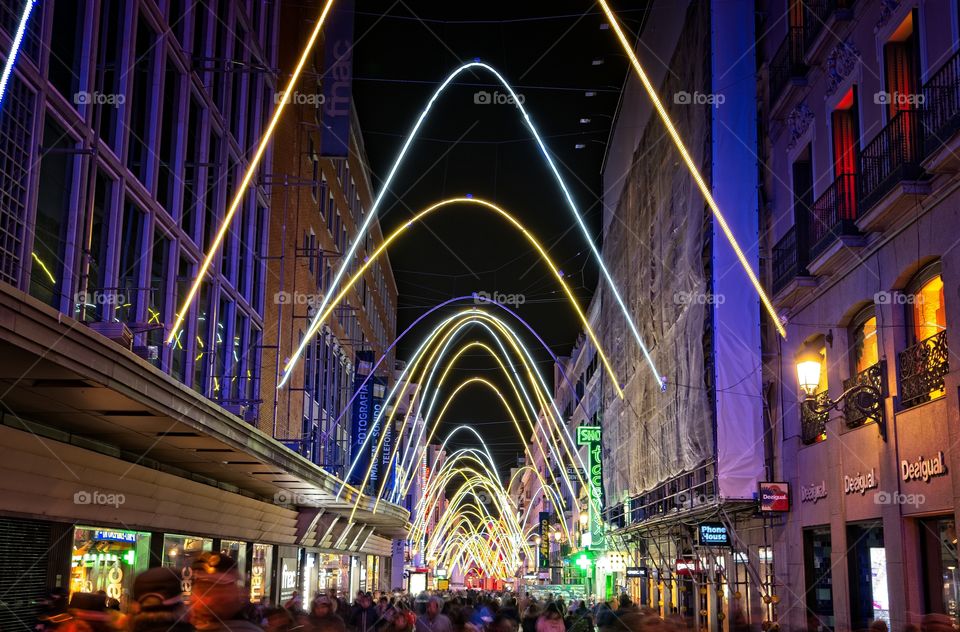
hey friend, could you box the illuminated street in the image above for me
[0,1,958,632]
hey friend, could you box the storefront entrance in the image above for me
[71,527,151,606]
[920,517,960,625]
[847,522,888,630]
[804,526,834,632]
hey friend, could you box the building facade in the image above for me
[595,0,775,628]
[761,0,960,629]
[0,1,405,626]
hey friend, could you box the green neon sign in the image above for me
[577,425,605,550]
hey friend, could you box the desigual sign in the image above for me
[901,451,947,483]
[843,469,878,495]
[800,481,827,503]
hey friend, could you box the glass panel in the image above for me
[115,201,145,323]
[31,116,74,308]
[913,274,946,342]
[79,171,114,322]
[852,315,879,374]
[71,527,150,605]
[148,231,171,363]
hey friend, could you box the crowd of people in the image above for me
[34,553,955,632]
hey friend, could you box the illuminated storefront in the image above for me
[71,527,150,605]
[251,544,273,603]
[163,534,213,597]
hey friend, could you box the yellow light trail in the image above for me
[597,0,787,338]
[280,197,624,398]
[167,0,337,345]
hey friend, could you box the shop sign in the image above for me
[800,481,827,503]
[538,512,550,568]
[625,566,647,578]
[94,529,137,543]
[901,451,947,483]
[675,559,700,576]
[843,469,878,495]
[697,522,731,547]
[576,425,605,549]
[758,481,790,512]
[279,558,298,602]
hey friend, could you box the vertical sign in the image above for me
[367,375,387,489]
[577,426,606,550]
[538,512,550,569]
[349,351,373,487]
[319,0,355,158]
[378,389,395,496]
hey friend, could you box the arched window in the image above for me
[849,306,879,375]
[898,262,948,408]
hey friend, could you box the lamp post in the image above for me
[795,341,886,439]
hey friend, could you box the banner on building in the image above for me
[577,426,605,550]
[349,351,373,487]
[367,374,387,490]
[320,0,355,158]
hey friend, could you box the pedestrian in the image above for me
[381,607,414,632]
[130,567,193,632]
[284,592,304,615]
[349,593,380,632]
[56,593,125,632]
[534,603,565,632]
[415,597,453,632]
[188,552,262,632]
[308,596,346,632]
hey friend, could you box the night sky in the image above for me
[352,2,649,472]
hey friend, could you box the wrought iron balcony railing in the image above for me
[859,109,925,211]
[809,173,859,258]
[769,26,807,106]
[801,391,830,445]
[772,225,809,292]
[802,0,855,52]
[842,362,885,428]
[898,330,949,409]
[922,47,960,157]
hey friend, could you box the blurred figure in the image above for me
[188,552,260,632]
[263,608,297,632]
[56,593,125,632]
[489,614,518,632]
[284,591,304,615]
[534,603,564,632]
[922,614,954,632]
[416,597,453,632]
[130,567,193,632]
[35,587,70,632]
[350,593,380,632]
[382,607,414,632]
[520,602,540,632]
[309,596,346,632]
[869,620,888,632]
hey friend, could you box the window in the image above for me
[850,308,879,375]
[115,201,146,323]
[157,56,182,212]
[910,272,946,343]
[148,230,171,364]
[883,12,921,164]
[31,116,76,308]
[831,88,859,217]
[48,0,85,105]
[898,264,948,408]
[128,15,158,183]
[79,171,116,322]
[94,0,123,152]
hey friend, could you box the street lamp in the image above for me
[534,535,541,546]
[794,340,886,439]
[579,510,589,529]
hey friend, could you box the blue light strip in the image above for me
[0,0,37,108]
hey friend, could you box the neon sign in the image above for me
[577,426,605,550]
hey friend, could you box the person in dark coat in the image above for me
[130,567,193,632]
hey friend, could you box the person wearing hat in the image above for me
[130,567,193,632]
[308,595,346,632]
[188,552,261,632]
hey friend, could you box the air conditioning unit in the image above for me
[87,322,133,349]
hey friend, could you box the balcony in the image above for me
[807,173,863,274]
[769,27,807,109]
[922,47,960,173]
[801,391,830,445]
[802,0,856,61]
[772,225,816,303]
[858,109,928,230]
[898,330,949,409]
[842,362,885,429]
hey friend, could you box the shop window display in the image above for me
[71,527,150,607]
[163,534,213,597]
